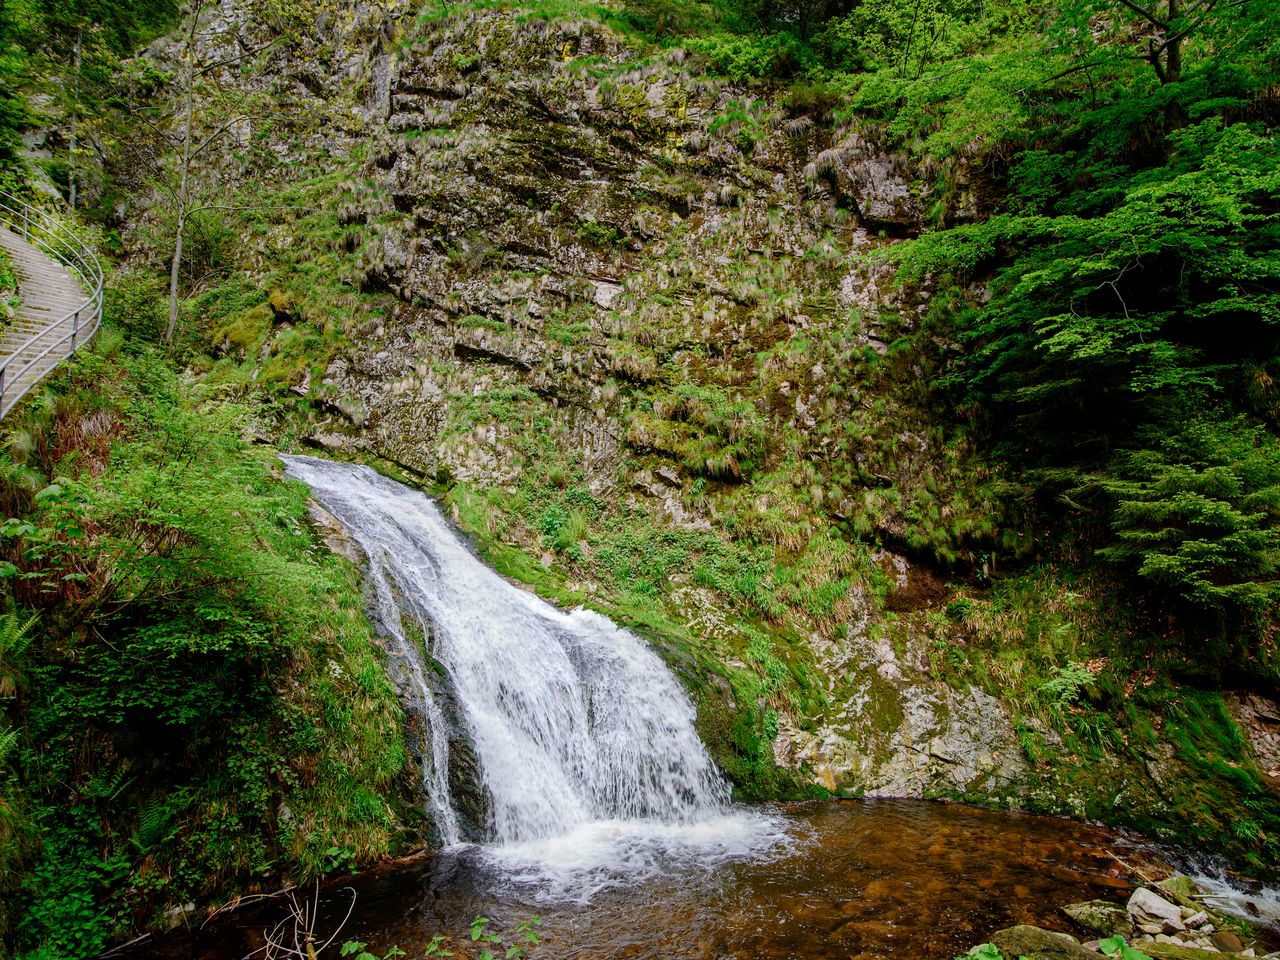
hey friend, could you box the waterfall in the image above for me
[281,456,780,893]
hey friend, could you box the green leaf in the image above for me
[1099,935,1125,955]
[33,483,64,503]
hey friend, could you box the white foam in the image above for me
[481,809,797,902]
[1191,872,1280,930]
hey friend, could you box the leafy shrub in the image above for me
[1,346,408,958]
[685,32,814,83]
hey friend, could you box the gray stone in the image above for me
[1130,888,1187,935]
[654,465,680,487]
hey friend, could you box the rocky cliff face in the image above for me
[274,9,1030,801]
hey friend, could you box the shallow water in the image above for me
[128,798,1193,960]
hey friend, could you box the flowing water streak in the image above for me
[281,455,786,895]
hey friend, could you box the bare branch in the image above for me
[193,36,285,80]
[190,114,253,160]
[184,202,318,217]
[1111,0,1169,28]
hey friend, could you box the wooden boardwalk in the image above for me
[0,212,101,417]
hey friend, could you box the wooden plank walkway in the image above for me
[0,225,94,413]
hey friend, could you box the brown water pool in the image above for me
[125,799,1219,960]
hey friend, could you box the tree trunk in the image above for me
[1163,0,1186,129]
[165,213,185,344]
[67,29,82,210]
[1164,0,1181,83]
[164,11,200,346]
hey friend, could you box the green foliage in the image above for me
[1037,662,1094,714]
[0,0,177,195]
[341,941,409,960]
[469,916,542,960]
[0,248,18,324]
[684,32,813,83]
[576,219,623,247]
[816,0,987,77]
[1093,419,1280,643]
[0,613,36,949]
[1099,935,1154,960]
[888,29,1280,675]
[0,343,408,959]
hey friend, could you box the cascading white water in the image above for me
[282,455,785,896]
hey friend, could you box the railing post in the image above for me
[1,367,6,405]
[72,310,79,351]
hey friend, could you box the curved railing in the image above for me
[0,192,105,418]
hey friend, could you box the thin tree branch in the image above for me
[1111,0,1168,28]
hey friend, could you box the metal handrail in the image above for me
[0,192,105,418]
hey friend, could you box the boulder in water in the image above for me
[990,925,1097,960]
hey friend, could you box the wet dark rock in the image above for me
[444,726,489,842]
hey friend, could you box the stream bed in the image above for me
[124,797,1254,960]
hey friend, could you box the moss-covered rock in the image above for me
[1062,900,1132,938]
[990,925,1096,960]
[1139,943,1239,960]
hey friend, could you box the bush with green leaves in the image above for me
[0,248,18,324]
[1098,935,1153,960]
[0,341,409,959]
[892,113,1280,678]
